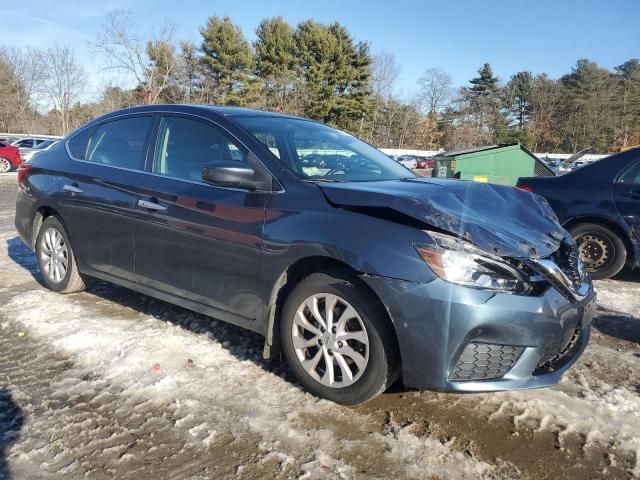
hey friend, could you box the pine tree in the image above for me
[614,59,640,148]
[254,17,297,111]
[461,63,507,144]
[199,16,258,105]
[293,20,372,133]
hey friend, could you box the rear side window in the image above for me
[153,116,248,182]
[619,161,640,184]
[67,127,94,160]
[85,117,152,170]
[15,139,34,148]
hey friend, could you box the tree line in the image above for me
[1,11,638,153]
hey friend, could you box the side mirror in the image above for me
[202,161,257,190]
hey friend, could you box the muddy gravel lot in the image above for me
[0,174,639,479]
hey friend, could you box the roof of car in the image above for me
[108,104,306,121]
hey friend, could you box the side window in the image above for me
[252,132,281,159]
[67,127,94,160]
[85,117,151,169]
[153,116,248,182]
[619,162,640,184]
[16,139,33,148]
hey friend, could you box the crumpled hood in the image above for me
[319,177,568,258]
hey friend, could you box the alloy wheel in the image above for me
[291,293,369,388]
[0,158,11,173]
[40,227,69,283]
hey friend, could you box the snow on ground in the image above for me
[1,176,640,478]
[0,255,492,478]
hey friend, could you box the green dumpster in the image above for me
[431,144,554,186]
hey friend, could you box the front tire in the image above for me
[569,223,627,280]
[35,216,90,293]
[280,271,399,405]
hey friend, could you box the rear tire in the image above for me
[280,271,400,405]
[35,216,91,293]
[569,223,626,280]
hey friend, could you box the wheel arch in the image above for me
[31,205,62,250]
[262,256,401,365]
[562,216,635,266]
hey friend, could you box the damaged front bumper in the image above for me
[361,274,596,393]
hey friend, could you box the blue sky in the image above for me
[4,0,639,99]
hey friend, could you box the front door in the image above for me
[133,114,271,322]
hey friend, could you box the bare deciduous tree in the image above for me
[372,51,400,98]
[41,45,86,134]
[1,46,45,131]
[417,67,453,115]
[95,10,179,104]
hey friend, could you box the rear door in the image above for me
[58,115,153,279]
[132,114,271,323]
[614,160,640,241]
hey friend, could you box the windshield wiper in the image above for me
[303,177,345,183]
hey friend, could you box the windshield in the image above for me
[233,116,414,182]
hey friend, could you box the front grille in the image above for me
[450,343,524,381]
[549,240,582,288]
[536,328,581,371]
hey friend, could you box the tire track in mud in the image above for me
[0,321,283,480]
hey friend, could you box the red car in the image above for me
[416,157,434,169]
[0,142,21,172]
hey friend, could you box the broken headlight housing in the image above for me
[416,231,530,294]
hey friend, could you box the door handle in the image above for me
[138,199,167,211]
[62,184,83,194]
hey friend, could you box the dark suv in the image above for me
[15,105,596,404]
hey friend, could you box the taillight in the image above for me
[517,185,533,193]
[17,163,32,184]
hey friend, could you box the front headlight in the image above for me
[415,231,530,294]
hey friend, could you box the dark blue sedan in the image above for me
[15,105,595,404]
[518,148,640,279]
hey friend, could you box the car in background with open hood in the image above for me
[15,105,596,404]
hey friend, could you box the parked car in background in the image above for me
[15,105,595,404]
[517,147,640,279]
[416,157,434,169]
[20,140,57,163]
[11,137,51,150]
[396,155,418,169]
[0,142,21,172]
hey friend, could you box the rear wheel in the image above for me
[35,216,91,293]
[0,157,12,173]
[569,223,627,280]
[280,271,399,405]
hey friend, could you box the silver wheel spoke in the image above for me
[306,296,327,331]
[302,348,323,371]
[335,344,367,372]
[292,335,318,349]
[324,294,338,332]
[294,311,323,337]
[336,306,357,333]
[321,348,335,385]
[336,330,368,344]
[333,352,354,384]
